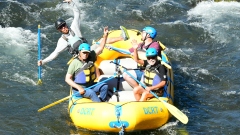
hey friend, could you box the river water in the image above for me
[0,0,240,134]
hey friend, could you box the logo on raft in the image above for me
[143,106,163,114]
[77,108,95,115]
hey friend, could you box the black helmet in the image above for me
[55,19,66,30]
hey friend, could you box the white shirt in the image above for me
[42,1,82,65]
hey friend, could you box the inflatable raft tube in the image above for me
[93,29,142,67]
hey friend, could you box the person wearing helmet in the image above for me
[131,47,167,101]
[65,26,110,102]
[37,0,85,66]
[37,0,129,84]
[123,26,162,89]
[129,26,160,55]
[37,0,129,66]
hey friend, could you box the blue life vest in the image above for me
[73,56,96,87]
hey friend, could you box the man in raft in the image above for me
[132,47,167,101]
[65,27,110,102]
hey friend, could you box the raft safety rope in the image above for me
[114,105,126,135]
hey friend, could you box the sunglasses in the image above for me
[147,56,157,60]
[58,24,67,30]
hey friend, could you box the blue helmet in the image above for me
[78,43,90,52]
[143,26,157,39]
[146,48,158,57]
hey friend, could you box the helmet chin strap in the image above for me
[143,34,148,41]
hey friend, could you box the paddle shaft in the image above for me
[38,25,41,79]
[67,55,78,65]
[37,25,42,84]
[109,46,171,69]
[123,69,156,95]
[38,75,116,112]
[110,46,131,55]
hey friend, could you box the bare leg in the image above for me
[106,37,124,44]
[133,86,144,101]
[97,37,124,44]
[140,92,154,101]
[123,71,139,88]
[96,26,128,44]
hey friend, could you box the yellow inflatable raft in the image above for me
[68,29,175,133]
[68,97,171,132]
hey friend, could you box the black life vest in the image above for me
[144,64,162,87]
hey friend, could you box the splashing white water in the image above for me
[187,1,240,44]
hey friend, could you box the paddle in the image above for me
[38,74,116,112]
[116,64,188,124]
[106,45,172,69]
[67,55,78,65]
[107,45,131,55]
[37,25,42,85]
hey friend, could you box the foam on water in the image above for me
[167,48,191,61]
[222,91,240,96]
[187,1,240,44]
[12,73,37,85]
[0,27,36,46]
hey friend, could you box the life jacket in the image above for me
[139,41,166,56]
[62,29,88,56]
[73,58,96,87]
[143,64,163,88]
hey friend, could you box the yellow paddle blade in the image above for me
[38,95,71,112]
[37,79,42,85]
[159,97,188,124]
